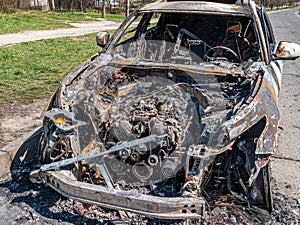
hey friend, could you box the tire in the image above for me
[251,162,273,211]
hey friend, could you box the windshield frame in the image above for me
[101,8,263,65]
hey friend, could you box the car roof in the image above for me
[139,0,252,16]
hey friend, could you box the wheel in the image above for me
[225,143,273,211]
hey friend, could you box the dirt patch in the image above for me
[0,99,45,149]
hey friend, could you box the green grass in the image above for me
[265,4,298,12]
[1,8,17,14]
[0,32,105,103]
[0,10,125,34]
[105,13,127,22]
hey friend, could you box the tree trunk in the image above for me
[126,0,129,17]
[102,0,106,19]
[51,0,55,10]
[83,0,86,12]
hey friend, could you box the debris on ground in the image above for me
[1,163,299,225]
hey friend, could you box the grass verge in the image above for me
[266,4,298,12]
[0,10,125,34]
[0,32,107,103]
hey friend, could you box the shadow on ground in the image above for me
[0,128,121,225]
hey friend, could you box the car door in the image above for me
[259,7,283,91]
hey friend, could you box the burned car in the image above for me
[30,0,300,220]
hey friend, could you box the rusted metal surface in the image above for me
[140,1,252,16]
[41,170,206,219]
[29,0,300,221]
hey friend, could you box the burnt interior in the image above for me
[115,12,260,63]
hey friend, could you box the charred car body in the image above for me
[30,0,300,220]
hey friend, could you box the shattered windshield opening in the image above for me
[112,12,260,64]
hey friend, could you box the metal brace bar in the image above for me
[33,134,168,173]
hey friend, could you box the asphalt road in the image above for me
[268,6,300,198]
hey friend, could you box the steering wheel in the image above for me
[205,46,241,62]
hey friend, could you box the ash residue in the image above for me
[271,192,300,224]
[208,192,299,224]
[0,149,299,225]
[0,165,299,225]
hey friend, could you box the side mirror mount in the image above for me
[274,41,300,60]
[96,31,110,48]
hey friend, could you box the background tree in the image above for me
[102,0,106,19]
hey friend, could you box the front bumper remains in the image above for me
[41,170,206,219]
